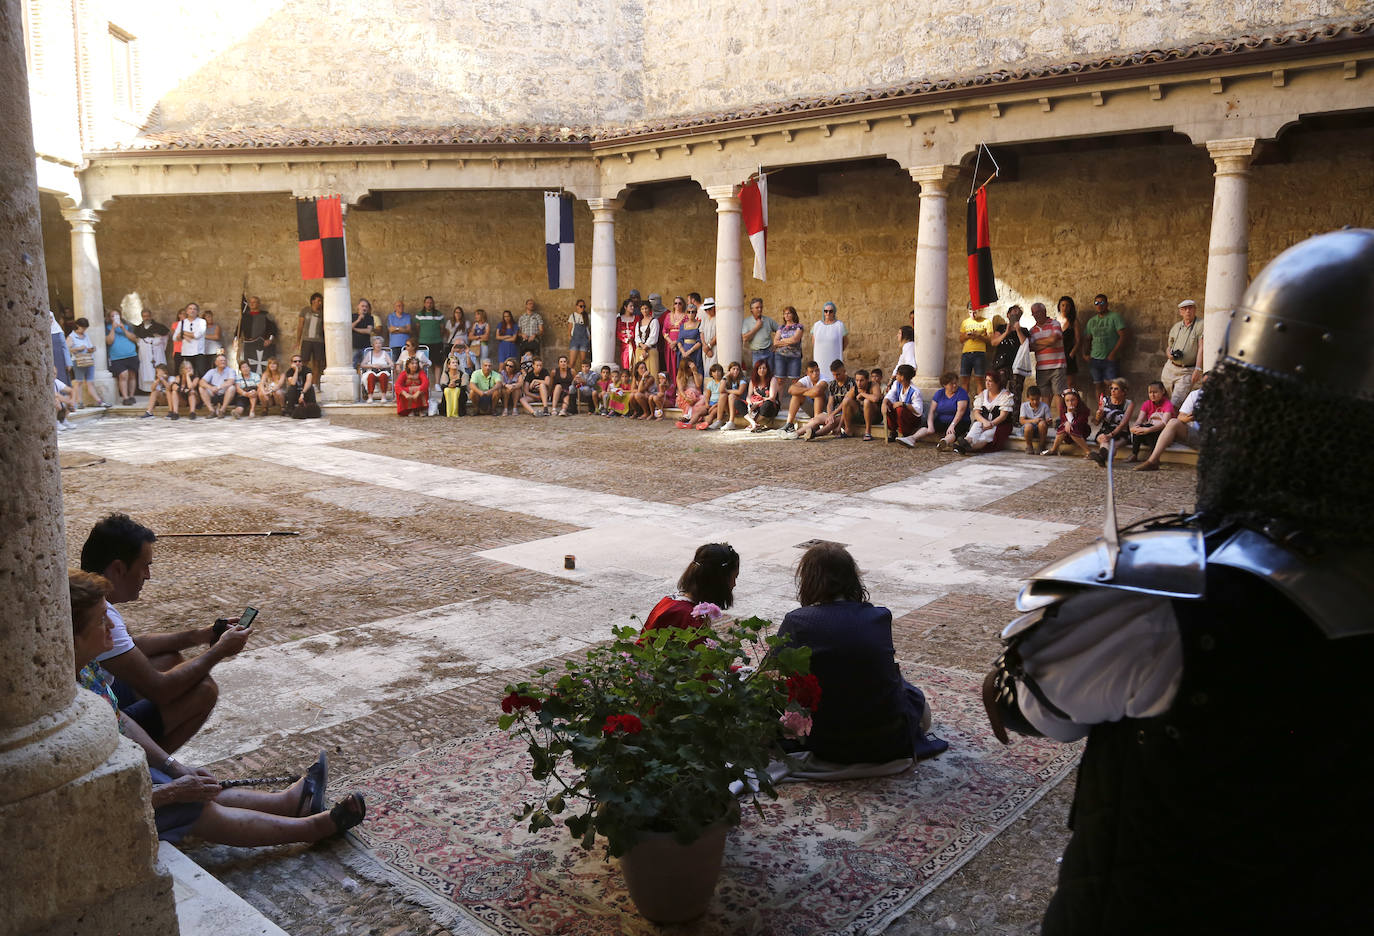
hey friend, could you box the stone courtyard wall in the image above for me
[52,124,1372,393]
[110,0,1364,142]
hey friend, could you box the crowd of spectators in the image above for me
[49,288,1205,467]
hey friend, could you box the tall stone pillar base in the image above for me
[1,695,178,936]
[908,166,962,389]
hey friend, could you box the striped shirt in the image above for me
[1030,319,1066,369]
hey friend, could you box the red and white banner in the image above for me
[740,175,768,281]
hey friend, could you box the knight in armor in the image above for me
[982,229,1374,935]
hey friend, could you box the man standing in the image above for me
[699,296,718,370]
[741,298,778,369]
[1082,293,1129,402]
[517,298,545,361]
[351,298,376,369]
[81,514,252,754]
[1027,302,1067,409]
[236,295,278,374]
[198,353,238,418]
[176,302,207,377]
[1161,298,1204,410]
[810,301,848,373]
[957,303,992,391]
[298,291,326,373]
[387,300,412,353]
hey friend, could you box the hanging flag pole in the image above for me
[966,144,999,310]
[544,191,575,289]
[740,168,768,282]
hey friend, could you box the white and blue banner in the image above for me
[544,191,574,289]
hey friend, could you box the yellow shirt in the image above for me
[960,314,991,354]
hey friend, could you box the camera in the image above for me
[1170,348,1184,361]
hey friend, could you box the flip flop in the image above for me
[297,751,328,816]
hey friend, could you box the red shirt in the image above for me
[642,596,702,632]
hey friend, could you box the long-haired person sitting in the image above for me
[778,544,948,763]
[69,570,364,846]
[642,543,740,632]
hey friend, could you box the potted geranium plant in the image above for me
[498,605,818,923]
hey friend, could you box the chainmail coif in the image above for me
[1196,361,1374,548]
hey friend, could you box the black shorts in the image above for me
[111,675,167,740]
[109,356,139,377]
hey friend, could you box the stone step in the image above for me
[160,842,288,936]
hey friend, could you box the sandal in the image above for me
[297,751,328,817]
[862,433,873,442]
[329,792,367,835]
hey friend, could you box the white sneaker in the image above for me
[55,421,69,432]
[897,434,917,447]
[781,427,798,440]
[720,421,737,431]
[707,420,723,430]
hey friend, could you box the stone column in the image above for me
[707,184,745,369]
[1202,138,1257,372]
[61,206,116,401]
[587,197,621,370]
[0,0,179,931]
[908,166,962,388]
[317,199,356,404]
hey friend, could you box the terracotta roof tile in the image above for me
[108,22,1371,153]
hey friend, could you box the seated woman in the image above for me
[499,358,523,415]
[778,544,947,763]
[686,363,724,429]
[642,542,740,632]
[956,370,1016,454]
[232,361,260,417]
[744,358,780,432]
[68,569,364,845]
[395,355,429,417]
[257,356,285,414]
[903,371,970,450]
[359,335,394,402]
[1090,378,1135,466]
[172,359,201,419]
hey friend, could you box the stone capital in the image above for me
[705,183,741,204]
[907,165,962,195]
[585,197,622,215]
[1205,137,1258,174]
[60,207,100,232]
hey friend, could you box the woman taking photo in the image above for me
[642,542,740,632]
[778,543,947,763]
[66,317,109,409]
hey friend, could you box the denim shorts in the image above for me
[959,351,986,377]
[774,354,801,378]
[73,364,94,381]
[1088,357,1119,383]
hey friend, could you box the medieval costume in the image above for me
[983,229,1374,935]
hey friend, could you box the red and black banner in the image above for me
[297,196,346,279]
[966,187,997,310]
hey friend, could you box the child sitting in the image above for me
[685,363,724,429]
[1128,380,1175,462]
[142,363,174,419]
[1044,387,1092,457]
[595,365,613,415]
[1019,384,1051,454]
[649,372,674,419]
[606,369,632,417]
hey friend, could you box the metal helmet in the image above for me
[1222,227,1374,399]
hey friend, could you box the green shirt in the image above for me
[470,370,502,392]
[415,310,445,345]
[1085,310,1126,359]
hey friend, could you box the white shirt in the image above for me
[796,373,829,391]
[811,319,848,370]
[94,601,136,662]
[360,348,393,371]
[1014,590,1183,743]
[1180,388,1202,419]
[884,381,923,414]
[893,340,917,376]
[177,316,207,356]
[635,316,660,348]
[700,314,717,362]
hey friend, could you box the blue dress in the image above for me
[496,324,519,366]
[777,601,947,763]
[676,324,704,375]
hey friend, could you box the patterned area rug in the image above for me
[341,665,1081,935]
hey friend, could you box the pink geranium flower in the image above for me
[779,710,812,739]
[691,602,723,621]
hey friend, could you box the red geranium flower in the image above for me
[786,673,822,712]
[602,714,643,736]
[501,692,542,714]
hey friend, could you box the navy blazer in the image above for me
[777,601,925,764]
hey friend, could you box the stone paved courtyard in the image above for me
[57,411,1196,935]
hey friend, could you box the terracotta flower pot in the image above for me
[618,821,730,923]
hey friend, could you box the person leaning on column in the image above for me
[1161,298,1203,410]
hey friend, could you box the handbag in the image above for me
[1013,339,1034,377]
[73,351,95,368]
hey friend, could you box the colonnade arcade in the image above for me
[43,40,1372,402]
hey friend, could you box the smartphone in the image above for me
[236,606,259,629]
